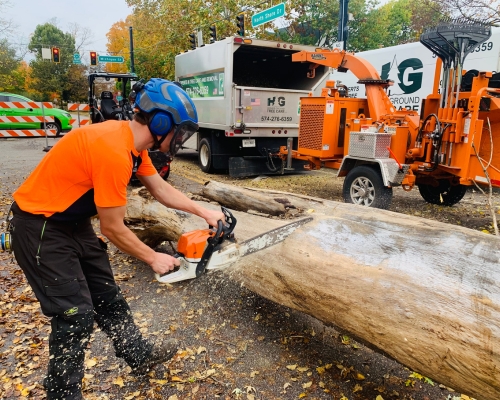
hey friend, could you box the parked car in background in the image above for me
[0,92,72,135]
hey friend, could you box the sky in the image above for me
[4,0,133,58]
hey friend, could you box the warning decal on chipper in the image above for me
[311,53,327,60]
[178,71,225,98]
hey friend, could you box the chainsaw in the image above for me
[155,206,313,283]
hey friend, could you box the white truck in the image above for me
[330,27,500,114]
[175,37,330,177]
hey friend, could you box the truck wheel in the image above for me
[199,138,214,173]
[417,181,467,206]
[343,165,392,209]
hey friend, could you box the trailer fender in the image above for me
[338,156,409,187]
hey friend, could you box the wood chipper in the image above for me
[280,21,500,209]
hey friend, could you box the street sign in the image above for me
[98,55,124,63]
[73,53,81,64]
[251,3,285,28]
[42,48,52,60]
[332,41,344,50]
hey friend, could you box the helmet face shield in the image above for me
[167,122,198,157]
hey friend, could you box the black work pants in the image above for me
[11,203,152,399]
[11,203,116,317]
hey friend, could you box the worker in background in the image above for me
[9,78,224,400]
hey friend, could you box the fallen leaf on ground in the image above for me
[113,377,125,387]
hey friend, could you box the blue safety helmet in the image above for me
[132,78,198,156]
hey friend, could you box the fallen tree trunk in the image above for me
[201,180,319,216]
[227,202,500,400]
[127,183,500,400]
[125,187,183,247]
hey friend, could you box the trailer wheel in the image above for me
[343,165,392,209]
[199,138,214,173]
[417,181,467,206]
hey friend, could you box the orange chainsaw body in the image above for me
[177,229,214,259]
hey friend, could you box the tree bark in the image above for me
[226,202,500,400]
[126,183,500,400]
[125,187,183,247]
[200,180,316,216]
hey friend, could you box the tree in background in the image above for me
[122,0,265,80]
[276,0,342,46]
[28,23,76,101]
[356,0,448,49]
[105,16,134,74]
[0,1,21,92]
[280,0,448,51]
[0,0,13,36]
[5,62,31,96]
[114,0,449,80]
[66,64,88,103]
[441,0,500,25]
[0,39,20,91]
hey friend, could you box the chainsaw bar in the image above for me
[238,216,313,257]
[205,216,313,271]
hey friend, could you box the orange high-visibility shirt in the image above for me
[14,120,157,220]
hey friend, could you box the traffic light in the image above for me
[90,51,97,66]
[209,25,217,43]
[236,13,245,36]
[188,33,196,50]
[52,47,60,63]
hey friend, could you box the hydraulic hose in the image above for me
[264,148,282,173]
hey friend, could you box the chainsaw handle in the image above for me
[214,220,224,240]
[154,253,183,280]
[197,207,237,278]
[209,207,237,241]
[221,206,236,234]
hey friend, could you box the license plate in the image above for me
[242,139,256,147]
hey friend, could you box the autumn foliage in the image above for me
[106,16,135,74]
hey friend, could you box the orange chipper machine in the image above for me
[279,21,500,209]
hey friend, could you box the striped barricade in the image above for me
[0,116,54,124]
[0,101,57,138]
[69,118,90,128]
[0,129,57,138]
[0,129,57,137]
[0,101,53,109]
[68,103,90,111]
[67,103,90,128]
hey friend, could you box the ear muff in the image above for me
[149,111,173,136]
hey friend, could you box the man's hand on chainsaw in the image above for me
[149,252,181,275]
[202,208,226,228]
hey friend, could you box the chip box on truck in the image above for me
[175,36,330,177]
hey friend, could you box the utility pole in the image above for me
[129,26,135,73]
[338,0,349,50]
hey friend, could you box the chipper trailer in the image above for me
[279,21,500,209]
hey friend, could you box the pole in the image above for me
[338,0,349,50]
[42,103,48,148]
[129,26,135,74]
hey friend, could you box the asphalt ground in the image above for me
[0,137,468,399]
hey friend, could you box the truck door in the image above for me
[236,87,308,136]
